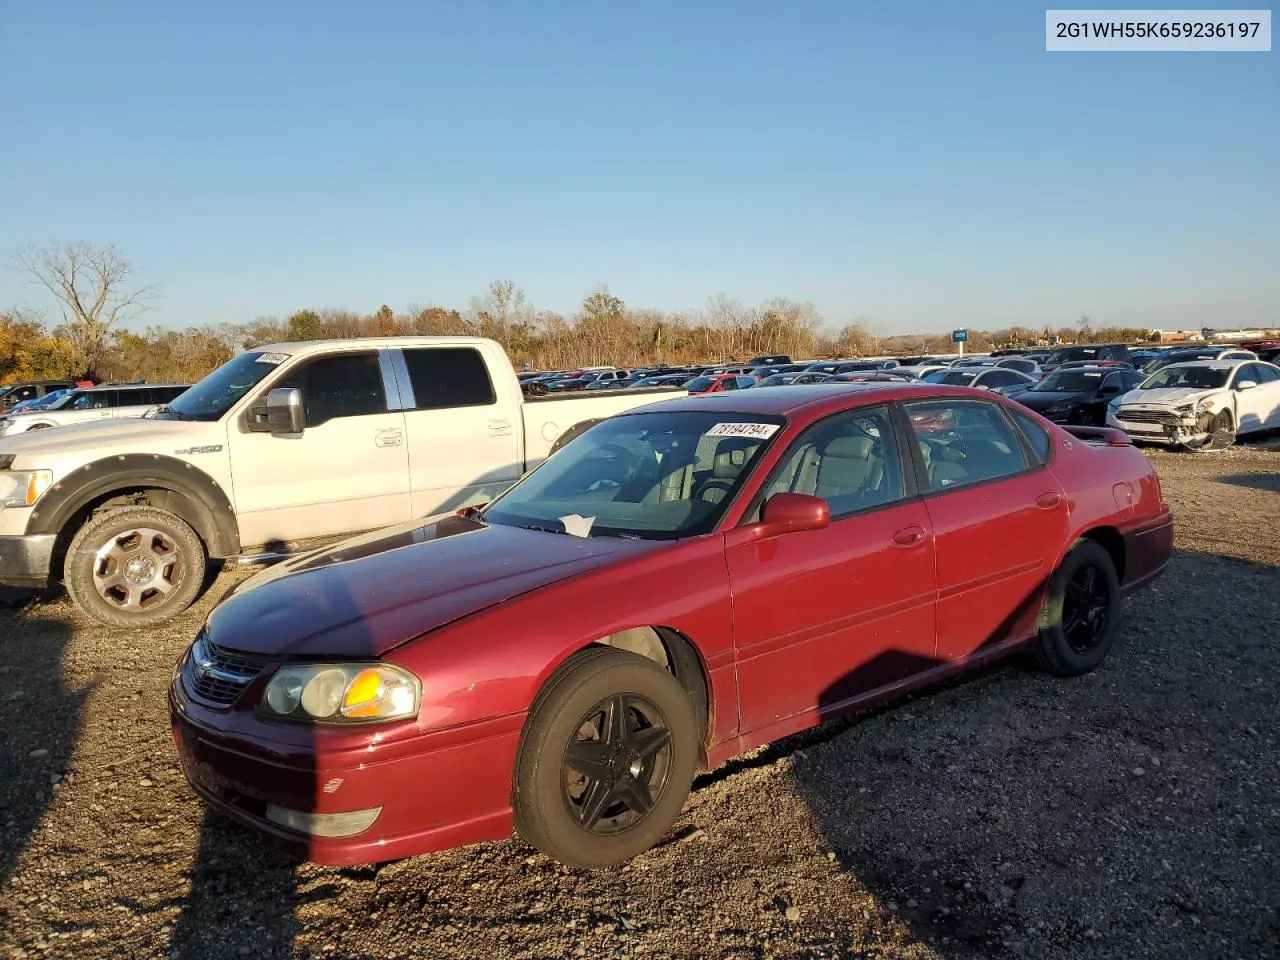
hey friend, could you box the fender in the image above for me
[26,454,240,557]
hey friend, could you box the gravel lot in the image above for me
[2,445,1277,960]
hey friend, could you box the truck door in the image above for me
[228,350,411,547]
[392,345,523,515]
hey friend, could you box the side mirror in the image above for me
[1236,380,1258,392]
[1100,384,1121,395]
[758,492,830,537]
[266,387,305,433]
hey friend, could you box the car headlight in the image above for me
[0,469,54,508]
[260,663,420,723]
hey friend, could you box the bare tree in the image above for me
[13,242,155,377]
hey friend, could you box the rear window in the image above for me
[402,347,496,410]
[1007,407,1052,464]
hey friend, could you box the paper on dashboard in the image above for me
[559,514,597,538]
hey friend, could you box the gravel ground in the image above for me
[1,445,1277,960]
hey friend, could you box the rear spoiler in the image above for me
[1060,425,1133,447]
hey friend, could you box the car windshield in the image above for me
[152,350,285,422]
[1144,351,1214,374]
[1046,346,1101,363]
[1140,366,1230,390]
[1031,371,1104,393]
[923,370,978,385]
[758,374,796,386]
[482,411,783,540]
[683,376,714,392]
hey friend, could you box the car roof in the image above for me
[1158,359,1248,370]
[622,382,970,419]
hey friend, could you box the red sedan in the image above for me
[683,373,758,394]
[170,384,1173,869]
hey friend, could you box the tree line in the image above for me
[3,242,1158,386]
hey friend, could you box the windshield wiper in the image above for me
[523,523,568,535]
[151,405,186,420]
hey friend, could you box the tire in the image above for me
[513,647,699,869]
[64,506,207,627]
[1190,410,1235,452]
[1036,539,1121,677]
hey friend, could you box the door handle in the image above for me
[1036,492,1063,510]
[374,428,404,447]
[488,419,513,437]
[891,524,927,547]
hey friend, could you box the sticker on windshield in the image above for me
[706,422,780,440]
[255,352,290,365]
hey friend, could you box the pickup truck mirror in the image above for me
[266,387,305,433]
[1235,380,1258,392]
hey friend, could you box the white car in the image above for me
[0,383,190,437]
[1107,359,1280,448]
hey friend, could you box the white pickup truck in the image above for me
[0,337,682,625]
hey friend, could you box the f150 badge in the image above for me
[174,444,224,455]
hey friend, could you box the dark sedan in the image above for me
[1012,367,1144,425]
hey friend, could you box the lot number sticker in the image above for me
[706,422,780,440]
[255,352,291,364]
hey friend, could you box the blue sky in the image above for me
[1,1,1276,334]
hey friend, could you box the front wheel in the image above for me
[64,506,207,626]
[513,648,698,869]
[1036,539,1121,676]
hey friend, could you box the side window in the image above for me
[13,386,36,401]
[757,406,905,519]
[72,390,115,410]
[984,370,1017,387]
[159,386,189,403]
[721,378,738,391]
[1252,363,1280,384]
[1007,407,1052,465]
[402,347,496,410]
[904,400,1029,492]
[276,352,387,427]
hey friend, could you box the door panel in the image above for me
[229,352,411,547]
[727,503,937,733]
[903,397,1070,660]
[727,404,936,734]
[923,470,1069,659]
[396,346,523,516]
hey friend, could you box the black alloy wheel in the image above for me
[563,693,673,834]
[1061,564,1111,653]
[1036,539,1121,677]
[513,647,698,868]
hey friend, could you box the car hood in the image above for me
[1119,387,1218,407]
[1017,390,1093,409]
[0,416,207,458]
[205,514,664,658]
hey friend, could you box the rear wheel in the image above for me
[1036,539,1121,676]
[64,506,206,626]
[513,648,698,868]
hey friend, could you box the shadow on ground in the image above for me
[788,548,1280,958]
[1216,472,1280,493]
[0,601,83,890]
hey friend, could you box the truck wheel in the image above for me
[64,506,206,626]
[513,647,698,869]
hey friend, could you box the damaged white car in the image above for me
[1107,359,1280,450]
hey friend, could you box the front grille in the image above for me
[1117,408,1183,425]
[184,633,271,706]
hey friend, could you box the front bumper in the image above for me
[0,533,56,588]
[168,681,524,865]
[1108,410,1207,447]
